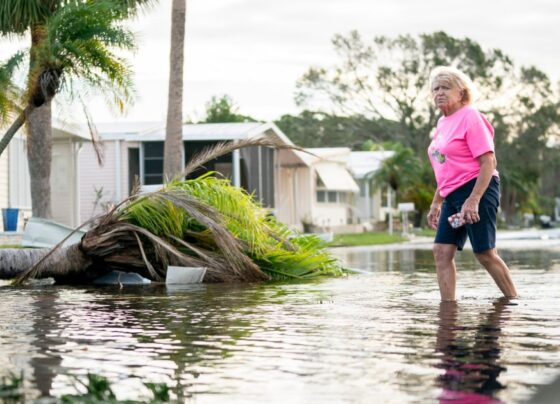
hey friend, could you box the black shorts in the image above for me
[435,176,500,253]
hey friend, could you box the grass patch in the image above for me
[0,245,23,249]
[329,232,406,247]
[412,228,436,237]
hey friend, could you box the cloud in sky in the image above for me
[1,0,559,123]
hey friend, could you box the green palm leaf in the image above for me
[0,52,25,122]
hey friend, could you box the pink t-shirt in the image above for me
[428,105,498,198]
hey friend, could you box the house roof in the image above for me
[93,121,162,137]
[348,151,395,179]
[52,119,92,141]
[297,147,352,166]
[0,118,92,141]
[97,122,294,146]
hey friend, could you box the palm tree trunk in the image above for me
[164,0,186,179]
[23,24,53,218]
[26,101,52,218]
[0,244,93,281]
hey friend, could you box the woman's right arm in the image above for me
[427,189,443,229]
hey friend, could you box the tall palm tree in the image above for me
[0,0,155,217]
[164,0,186,179]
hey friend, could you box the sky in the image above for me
[1,0,559,124]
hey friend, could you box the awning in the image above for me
[315,163,360,192]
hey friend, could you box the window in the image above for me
[317,190,351,204]
[143,142,164,185]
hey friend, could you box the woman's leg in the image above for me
[474,248,517,298]
[433,243,459,301]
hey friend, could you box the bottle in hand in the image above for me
[448,213,465,229]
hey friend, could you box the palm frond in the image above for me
[0,0,53,35]
[0,52,25,122]
[175,174,273,256]
[18,0,137,110]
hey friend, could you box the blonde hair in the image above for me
[429,66,479,105]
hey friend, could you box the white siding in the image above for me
[8,136,31,209]
[276,164,312,229]
[79,141,118,223]
[313,205,349,228]
[51,141,78,227]
[311,167,352,229]
[0,142,8,211]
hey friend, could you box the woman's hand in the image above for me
[460,196,480,224]
[427,204,441,229]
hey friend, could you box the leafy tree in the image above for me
[202,94,257,123]
[296,31,514,155]
[275,110,401,149]
[0,0,154,217]
[490,68,560,222]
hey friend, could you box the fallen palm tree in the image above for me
[1,137,344,285]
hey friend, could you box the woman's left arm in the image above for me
[461,152,496,224]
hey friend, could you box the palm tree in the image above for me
[0,0,155,217]
[164,0,186,179]
[0,138,343,284]
[369,142,421,196]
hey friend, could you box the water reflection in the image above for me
[435,299,513,403]
[29,290,65,398]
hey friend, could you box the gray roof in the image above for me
[348,151,395,179]
[98,122,293,145]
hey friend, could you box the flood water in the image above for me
[1,247,560,403]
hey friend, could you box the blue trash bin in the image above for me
[2,208,19,231]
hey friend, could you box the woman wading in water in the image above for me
[426,66,517,301]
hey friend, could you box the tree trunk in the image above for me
[164,0,186,179]
[26,101,52,218]
[0,109,28,157]
[0,244,94,283]
[25,24,53,218]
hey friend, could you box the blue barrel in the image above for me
[2,208,19,231]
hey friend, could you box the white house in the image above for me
[277,147,360,232]
[0,122,90,231]
[347,151,395,225]
[78,121,302,223]
[276,148,395,233]
[80,123,391,234]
